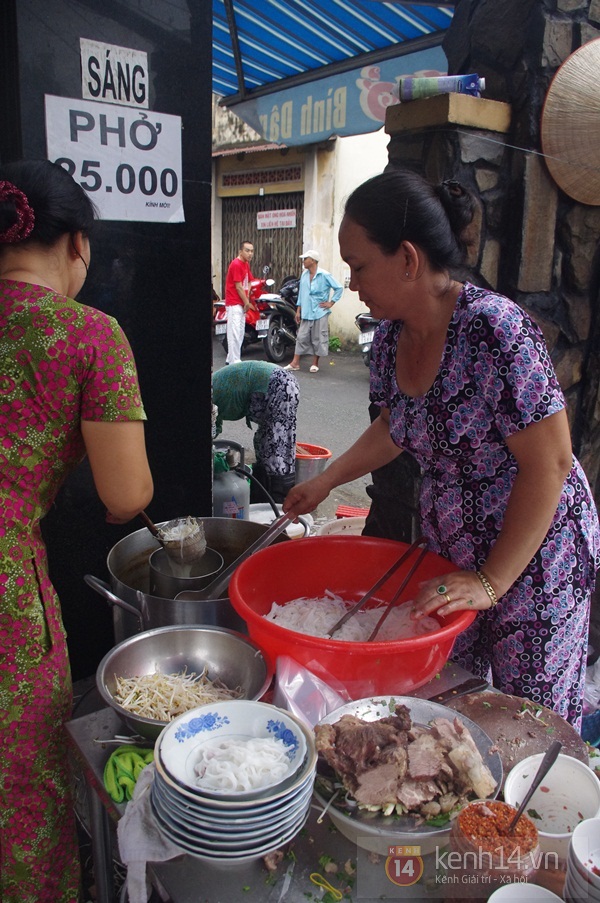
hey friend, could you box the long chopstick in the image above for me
[326,536,426,638]
[367,544,429,641]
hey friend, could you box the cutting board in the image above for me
[445,691,589,787]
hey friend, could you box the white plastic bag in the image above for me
[272,655,350,728]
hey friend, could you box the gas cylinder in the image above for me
[212,442,250,520]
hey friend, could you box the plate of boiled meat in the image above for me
[313,696,503,849]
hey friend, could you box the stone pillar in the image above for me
[384,0,600,512]
[386,94,511,290]
[440,0,600,504]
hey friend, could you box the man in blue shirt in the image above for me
[283,249,342,373]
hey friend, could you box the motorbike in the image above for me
[259,275,299,363]
[355,310,380,367]
[213,265,275,355]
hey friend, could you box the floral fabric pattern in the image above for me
[370,282,600,728]
[246,368,299,475]
[0,280,146,902]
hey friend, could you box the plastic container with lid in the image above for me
[448,800,540,894]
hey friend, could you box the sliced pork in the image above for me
[315,707,497,819]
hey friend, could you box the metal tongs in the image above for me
[175,512,293,601]
[326,536,428,641]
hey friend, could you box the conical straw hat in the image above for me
[541,37,600,206]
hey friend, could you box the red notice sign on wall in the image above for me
[257,209,297,229]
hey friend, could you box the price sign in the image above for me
[45,94,184,223]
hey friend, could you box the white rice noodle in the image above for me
[264,590,440,641]
[193,737,290,792]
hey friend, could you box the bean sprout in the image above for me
[113,668,243,721]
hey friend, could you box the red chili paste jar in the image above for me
[448,800,540,895]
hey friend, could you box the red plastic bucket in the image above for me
[295,442,332,483]
[228,536,474,699]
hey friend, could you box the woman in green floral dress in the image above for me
[0,160,154,902]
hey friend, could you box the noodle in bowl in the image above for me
[264,590,440,641]
[229,537,475,699]
[150,701,318,864]
[156,699,309,801]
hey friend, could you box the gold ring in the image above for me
[444,593,451,605]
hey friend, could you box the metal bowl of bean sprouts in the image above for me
[96,625,272,740]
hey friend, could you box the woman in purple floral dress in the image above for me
[285,168,600,730]
[0,161,153,902]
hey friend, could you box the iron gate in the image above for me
[221,192,304,290]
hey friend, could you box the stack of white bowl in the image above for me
[564,817,600,902]
[151,699,317,865]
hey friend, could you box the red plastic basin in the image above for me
[228,536,475,699]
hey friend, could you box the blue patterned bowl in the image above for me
[156,700,308,800]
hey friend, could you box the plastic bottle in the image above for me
[398,74,485,102]
[212,448,249,520]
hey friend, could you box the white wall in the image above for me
[328,128,390,341]
[211,110,390,342]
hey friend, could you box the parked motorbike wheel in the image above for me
[263,315,287,363]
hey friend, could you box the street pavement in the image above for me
[212,334,373,524]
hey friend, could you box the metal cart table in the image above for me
[67,664,563,903]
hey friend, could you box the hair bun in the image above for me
[0,181,35,243]
[441,179,463,197]
[436,178,475,239]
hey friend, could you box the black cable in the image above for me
[233,464,280,517]
[71,680,98,717]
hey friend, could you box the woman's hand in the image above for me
[283,474,331,518]
[412,570,495,618]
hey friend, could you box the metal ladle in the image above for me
[506,739,562,834]
[138,510,207,576]
[175,512,293,601]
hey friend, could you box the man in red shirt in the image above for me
[224,240,255,364]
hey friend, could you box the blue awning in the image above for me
[213,1,455,105]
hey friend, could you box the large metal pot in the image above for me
[86,517,289,642]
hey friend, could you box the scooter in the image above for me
[257,275,299,364]
[355,310,380,366]
[213,265,275,355]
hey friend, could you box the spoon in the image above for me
[507,739,562,834]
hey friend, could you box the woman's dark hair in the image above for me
[0,159,97,246]
[343,168,476,270]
